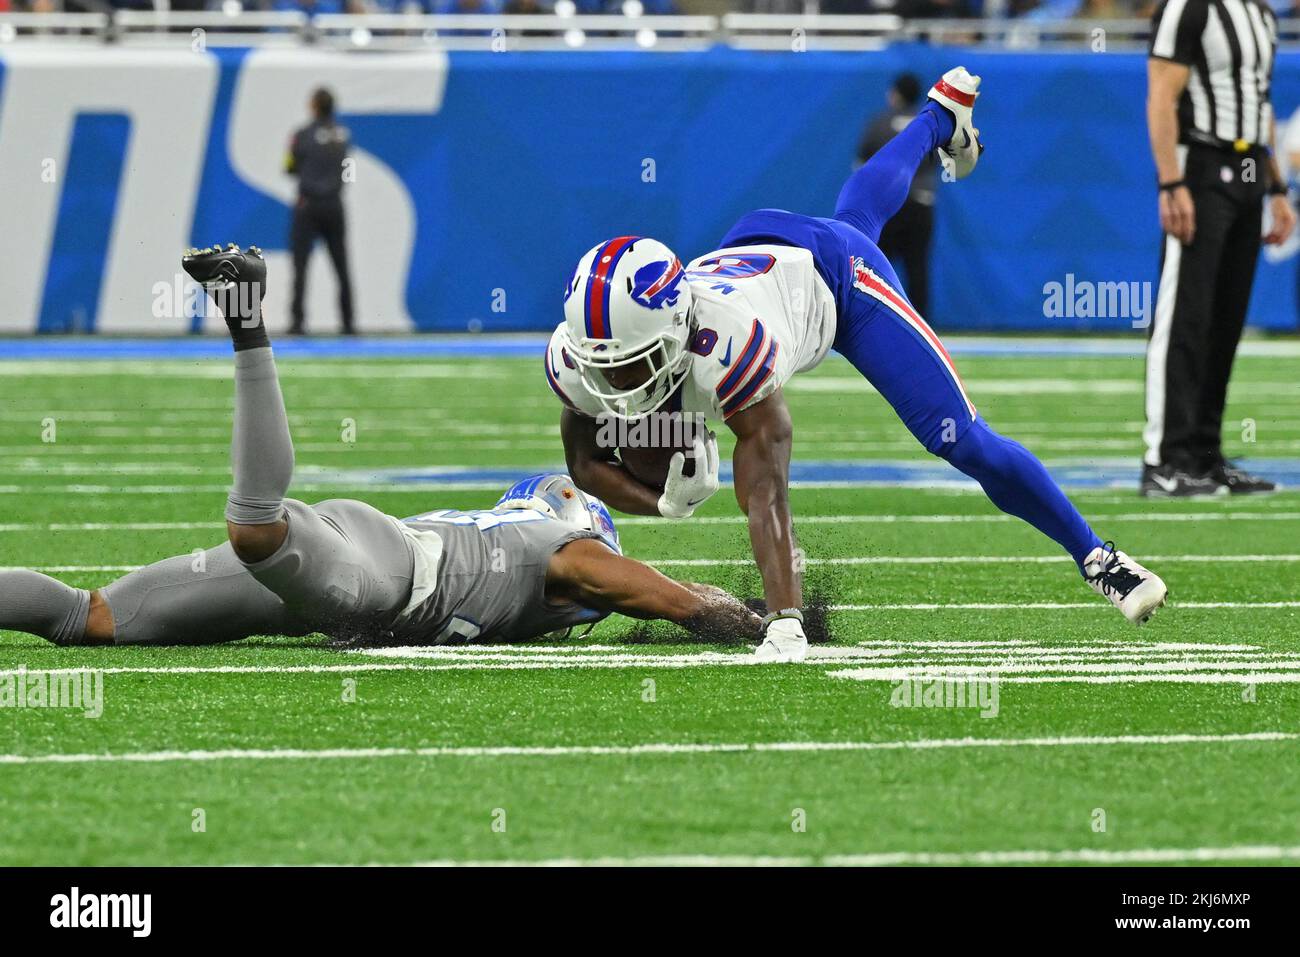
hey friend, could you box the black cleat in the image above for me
[182,243,266,293]
[182,244,269,349]
[1206,457,1278,495]
[1140,463,1227,498]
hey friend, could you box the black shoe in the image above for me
[1206,457,1278,495]
[182,243,266,294]
[1140,463,1227,498]
[182,244,268,349]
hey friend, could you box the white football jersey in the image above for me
[547,244,836,423]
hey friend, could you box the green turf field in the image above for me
[2,339,1298,866]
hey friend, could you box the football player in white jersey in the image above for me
[546,68,1169,662]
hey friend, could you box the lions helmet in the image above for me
[559,236,694,421]
[495,473,621,555]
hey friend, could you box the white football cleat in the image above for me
[754,616,808,663]
[927,66,983,181]
[1083,543,1168,625]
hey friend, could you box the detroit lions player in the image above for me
[0,247,761,648]
[547,67,1168,662]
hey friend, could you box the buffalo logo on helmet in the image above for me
[630,259,684,311]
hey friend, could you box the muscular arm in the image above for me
[560,408,662,516]
[726,389,801,612]
[546,538,762,643]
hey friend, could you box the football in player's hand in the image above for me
[619,440,694,491]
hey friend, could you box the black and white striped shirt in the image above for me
[1150,0,1278,148]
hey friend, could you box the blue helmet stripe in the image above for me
[583,236,637,339]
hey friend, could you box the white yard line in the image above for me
[328,845,1300,867]
[828,660,1300,676]
[624,512,1300,526]
[787,377,1300,396]
[0,483,515,495]
[14,554,1300,574]
[831,601,1300,610]
[4,511,1300,533]
[0,481,1295,496]
[2,731,1294,767]
[648,554,1300,566]
[968,673,1300,684]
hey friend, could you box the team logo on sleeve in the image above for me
[631,259,684,310]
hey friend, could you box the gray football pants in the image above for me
[103,499,414,645]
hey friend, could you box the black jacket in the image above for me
[287,119,351,202]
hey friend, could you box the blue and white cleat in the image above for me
[927,66,983,181]
[1083,543,1168,626]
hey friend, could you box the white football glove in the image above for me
[657,432,721,519]
[755,614,808,663]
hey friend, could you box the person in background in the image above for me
[286,87,355,335]
[1142,0,1294,497]
[856,73,938,317]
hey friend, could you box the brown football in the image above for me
[619,441,693,492]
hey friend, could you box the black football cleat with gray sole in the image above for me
[1140,463,1227,498]
[1206,458,1278,495]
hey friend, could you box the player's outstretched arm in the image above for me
[728,390,801,612]
[546,538,763,643]
[560,408,662,516]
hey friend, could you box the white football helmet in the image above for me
[559,236,694,420]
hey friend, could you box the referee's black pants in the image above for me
[290,194,355,334]
[1144,144,1265,471]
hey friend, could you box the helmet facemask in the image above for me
[565,320,693,421]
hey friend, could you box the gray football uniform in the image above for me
[101,500,605,646]
[391,508,606,644]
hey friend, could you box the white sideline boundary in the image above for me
[2,731,1295,766]
[329,845,1300,867]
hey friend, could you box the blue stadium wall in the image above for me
[2,44,1298,334]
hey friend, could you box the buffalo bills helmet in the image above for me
[559,236,694,420]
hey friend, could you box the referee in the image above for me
[286,88,355,335]
[1143,0,1294,496]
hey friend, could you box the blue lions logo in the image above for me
[631,259,684,310]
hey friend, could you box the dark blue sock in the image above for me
[945,419,1103,571]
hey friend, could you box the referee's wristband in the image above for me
[1158,179,1187,193]
[1268,181,1288,196]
